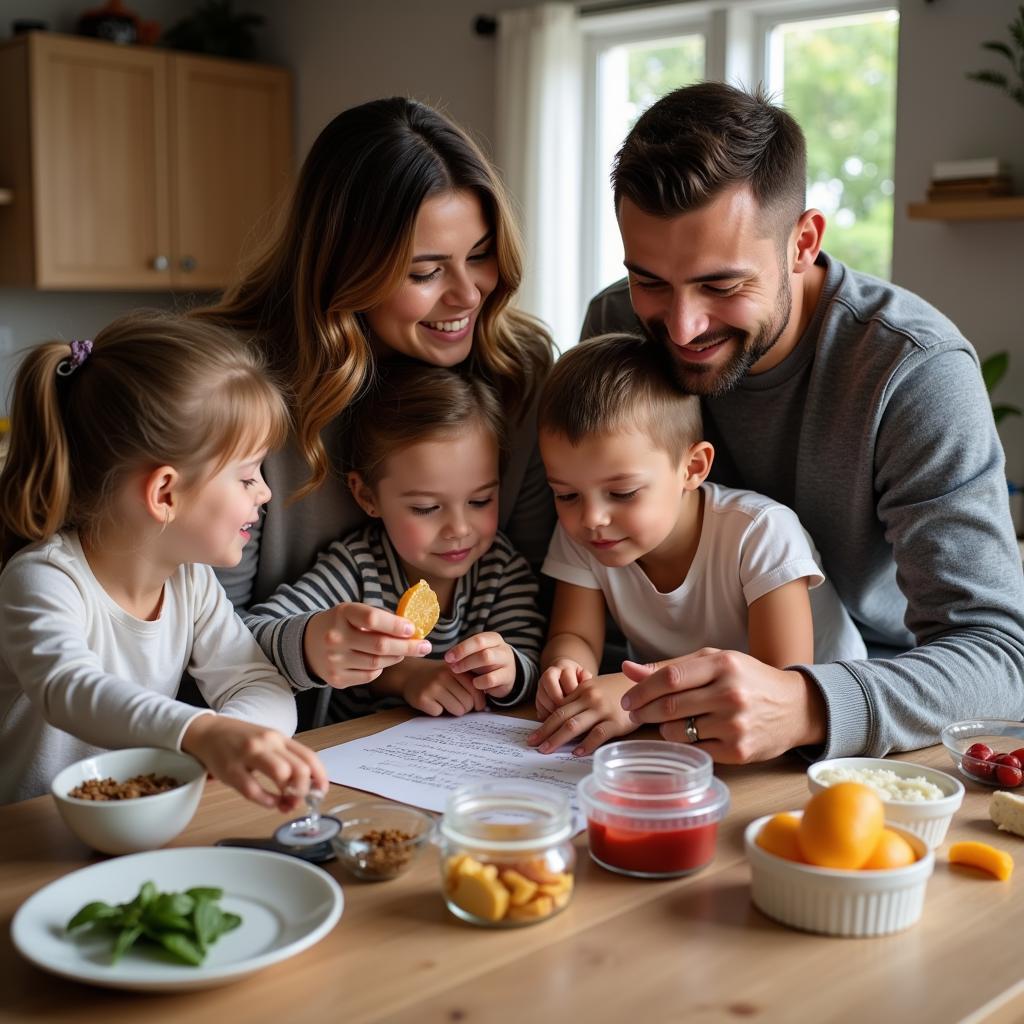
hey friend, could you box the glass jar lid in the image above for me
[441,780,573,851]
[579,740,730,827]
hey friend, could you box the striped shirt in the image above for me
[243,526,544,722]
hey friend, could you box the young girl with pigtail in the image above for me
[0,312,327,806]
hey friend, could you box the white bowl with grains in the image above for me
[806,757,964,848]
[51,748,206,855]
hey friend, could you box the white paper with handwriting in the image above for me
[318,713,590,833]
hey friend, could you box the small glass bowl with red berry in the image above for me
[940,720,1024,787]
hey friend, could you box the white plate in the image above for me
[11,846,343,992]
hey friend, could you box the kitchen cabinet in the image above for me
[0,32,291,290]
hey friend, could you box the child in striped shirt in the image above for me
[244,361,545,724]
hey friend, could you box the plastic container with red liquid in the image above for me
[577,741,730,879]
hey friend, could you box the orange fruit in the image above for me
[862,827,916,870]
[797,782,885,869]
[755,813,805,862]
[396,579,440,639]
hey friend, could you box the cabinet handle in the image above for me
[151,255,169,271]
[180,256,197,272]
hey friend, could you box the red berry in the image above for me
[1010,748,1024,763]
[993,753,1023,787]
[965,758,995,780]
[965,743,994,761]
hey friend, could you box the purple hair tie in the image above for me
[56,339,93,377]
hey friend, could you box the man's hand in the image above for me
[303,603,431,688]
[620,650,828,763]
[527,675,638,756]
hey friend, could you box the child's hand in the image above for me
[527,675,638,756]
[402,661,487,717]
[303,602,432,688]
[182,714,329,813]
[443,632,517,700]
[536,658,593,718]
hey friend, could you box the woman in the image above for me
[195,98,554,723]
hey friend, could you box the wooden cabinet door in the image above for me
[169,55,291,290]
[30,35,172,289]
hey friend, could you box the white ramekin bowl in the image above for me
[807,756,964,848]
[51,747,206,855]
[745,813,935,938]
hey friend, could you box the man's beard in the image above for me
[641,274,792,398]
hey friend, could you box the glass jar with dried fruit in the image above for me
[439,781,575,927]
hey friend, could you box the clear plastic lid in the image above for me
[440,780,573,852]
[578,740,730,828]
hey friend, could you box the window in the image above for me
[581,1,899,311]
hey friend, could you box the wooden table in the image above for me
[2,710,1023,1024]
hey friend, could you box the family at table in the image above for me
[0,82,1021,813]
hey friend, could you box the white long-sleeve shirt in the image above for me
[0,531,298,803]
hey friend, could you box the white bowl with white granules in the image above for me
[807,757,964,849]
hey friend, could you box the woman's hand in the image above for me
[182,714,329,813]
[303,602,431,688]
[443,632,517,700]
[527,674,638,756]
[619,652,827,763]
[536,658,593,718]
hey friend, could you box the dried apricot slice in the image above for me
[396,579,440,639]
[862,828,916,870]
[756,813,805,863]
[949,840,1014,881]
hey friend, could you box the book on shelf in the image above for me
[931,157,1009,182]
[926,175,1013,201]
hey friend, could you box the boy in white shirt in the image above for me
[528,333,865,758]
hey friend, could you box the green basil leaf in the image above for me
[193,898,221,949]
[111,925,143,964]
[185,887,223,901]
[219,911,242,935]
[67,901,119,931]
[137,881,157,908]
[155,930,205,966]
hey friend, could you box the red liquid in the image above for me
[587,819,719,876]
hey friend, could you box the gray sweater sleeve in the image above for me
[802,347,1024,757]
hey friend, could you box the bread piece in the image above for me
[989,790,1024,838]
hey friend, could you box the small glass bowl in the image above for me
[940,720,1024,788]
[327,800,435,881]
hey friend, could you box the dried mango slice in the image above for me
[449,870,510,921]
[506,894,554,921]
[396,579,440,639]
[499,869,539,907]
[949,840,1014,881]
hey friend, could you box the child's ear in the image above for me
[681,441,714,491]
[347,472,380,517]
[143,465,181,525]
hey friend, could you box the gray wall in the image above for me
[893,0,1024,482]
[3,0,1024,484]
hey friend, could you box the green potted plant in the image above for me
[981,351,1022,425]
[966,5,1024,107]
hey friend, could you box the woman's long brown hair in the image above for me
[194,97,553,501]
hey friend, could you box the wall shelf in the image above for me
[907,196,1024,221]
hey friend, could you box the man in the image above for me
[581,82,1024,761]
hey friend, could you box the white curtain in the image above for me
[495,4,583,353]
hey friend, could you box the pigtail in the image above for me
[0,343,74,562]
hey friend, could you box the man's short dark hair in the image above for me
[612,82,807,235]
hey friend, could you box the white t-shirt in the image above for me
[0,531,298,804]
[542,482,867,666]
